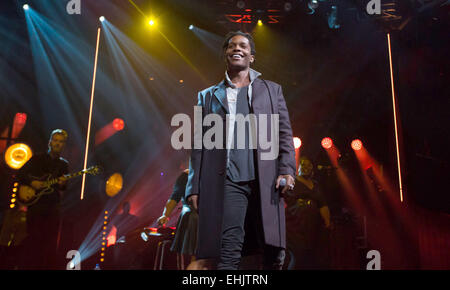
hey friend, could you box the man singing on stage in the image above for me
[185,31,296,270]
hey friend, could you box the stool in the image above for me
[153,239,181,270]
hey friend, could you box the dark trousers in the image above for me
[217,176,285,270]
[21,209,60,269]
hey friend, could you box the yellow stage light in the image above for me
[257,19,263,26]
[106,173,123,197]
[4,143,32,170]
[148,19,155,26]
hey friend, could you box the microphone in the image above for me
[277,178,287,198]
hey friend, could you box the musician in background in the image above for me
[284,156,331,269]
[17,129,69,269]
[108,201,140,269]
[110,201,139,242]
[157,168,208,270]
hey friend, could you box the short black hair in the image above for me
[222,31,256,56]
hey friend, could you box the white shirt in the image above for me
[224,68,261,166]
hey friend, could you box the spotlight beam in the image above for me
[80,27,101,200]
[128,0,148,18]
[126,0,207,84]
[156,30,207,83]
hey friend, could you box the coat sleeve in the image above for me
[276,84,296,178]
[185,92,204,199]
[170,172,188,203]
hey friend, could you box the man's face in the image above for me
[224,35,254,71]
[49,134,66,154]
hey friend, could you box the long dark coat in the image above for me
[185,76,296,259]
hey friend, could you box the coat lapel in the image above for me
[212,81,229,114]
[251,78,269,114]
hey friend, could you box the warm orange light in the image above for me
[107,226,116,247]
[113,118,125,131]
[4,143,33,170]
[15,113,27,125]
[351,139,363,151]
[81,27,101,201]
[321,137,333,149]
[10,204,15,208]
[293,137,302,149]
[387,33,404,202]
[106,173,123,197]
[11,113,27,139]
[13,188,17,192]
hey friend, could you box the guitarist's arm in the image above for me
[18,155,48,193]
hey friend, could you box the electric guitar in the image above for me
[18,166,101,206]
